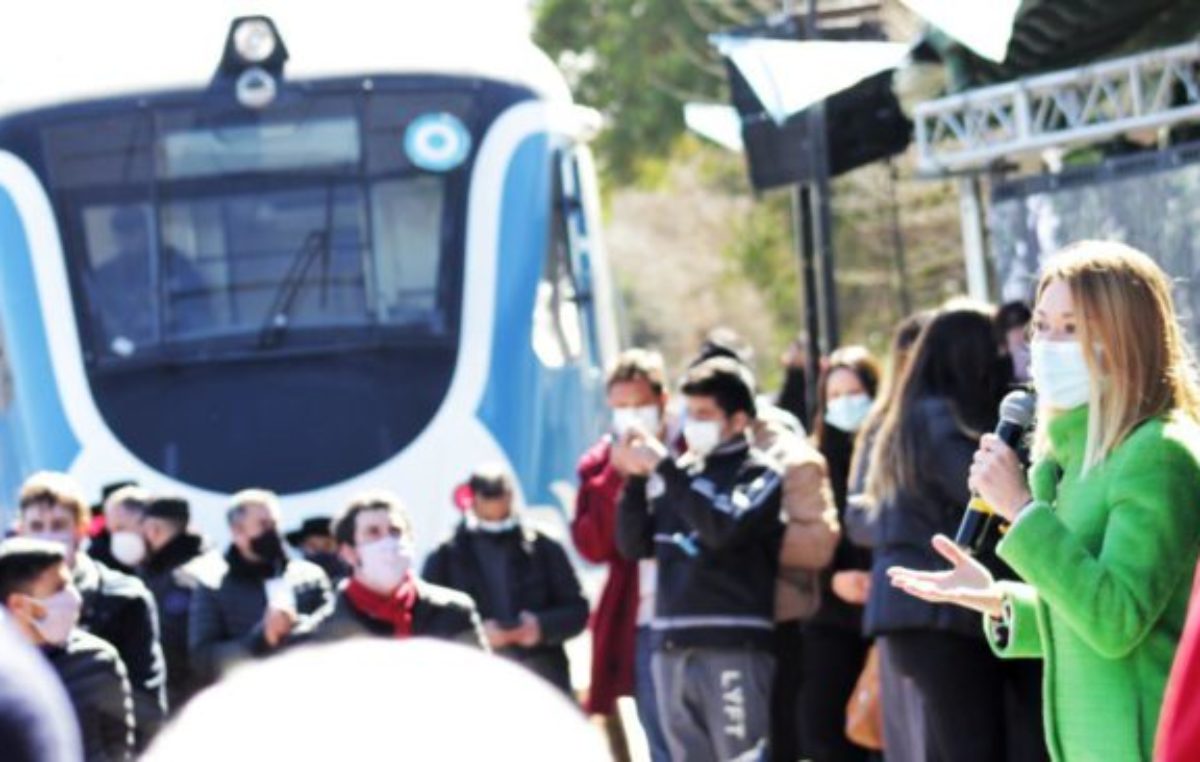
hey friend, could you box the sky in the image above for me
[0,1,540,113]
[0,1,534,50]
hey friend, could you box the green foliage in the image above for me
[534,0,731,184]
[535,1,970,375]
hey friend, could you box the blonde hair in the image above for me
[1035,241,1200,470]
[18,471,90,528]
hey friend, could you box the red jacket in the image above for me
[1157,561,1200,760]
[571,439,638,716]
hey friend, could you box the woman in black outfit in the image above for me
[802,345,880,762]
[862,302,1045,762]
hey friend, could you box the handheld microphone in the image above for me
[954,389,1037,554]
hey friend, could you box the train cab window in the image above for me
[36,90,470,363]
[532,151,585,368]
[369,176,445,328]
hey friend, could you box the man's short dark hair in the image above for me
[144,496,190,533]
[996,300,1032,333]
[0,539,65,605]
[467,464,513,500]
[681,357,757,418]
[332,491,413,548]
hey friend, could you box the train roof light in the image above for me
[218,15,288,79]
[233,18,278,64]
[235,67,278,109]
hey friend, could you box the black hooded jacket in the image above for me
[616,436,785,651]
[423,520,589,695]
[45,629,134,762]
[140,533,207,710]
[73,553,166,749]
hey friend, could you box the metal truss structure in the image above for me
[915,41,1200,175]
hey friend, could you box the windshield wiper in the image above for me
[256,228,330,350]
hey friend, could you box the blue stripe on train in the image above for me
[476,134,606,510]
[0,187,81,489]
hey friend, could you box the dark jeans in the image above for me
[800,623,871,762]
[635,626,671,762]
[771,620,805,762]
[885,630,1049,762]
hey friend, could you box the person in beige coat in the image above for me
[756,409,840,762]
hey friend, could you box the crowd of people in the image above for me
[5,239,1200,762]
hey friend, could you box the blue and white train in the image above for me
[0,4,619,548]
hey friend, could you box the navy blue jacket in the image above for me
[864,396,1006,638]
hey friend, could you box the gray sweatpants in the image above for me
[651,647,775,762]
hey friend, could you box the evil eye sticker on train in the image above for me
[405,113,471,172]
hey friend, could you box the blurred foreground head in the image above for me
[145,639,607,761]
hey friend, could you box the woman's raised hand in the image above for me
[887,534,1005,618]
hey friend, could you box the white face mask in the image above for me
[1031,339,1093,410]
[356,536,413,594]
[612,405,661,437]
[684,419,723,457]
[110,531,147,567]
[470,514,519,534]
[824,393,873,433]
[25,587,82,646]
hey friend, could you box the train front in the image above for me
[0,14,615,546]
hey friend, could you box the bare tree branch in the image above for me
[664,18,729,79]
[678,0,728,37]
[647,70,725,104]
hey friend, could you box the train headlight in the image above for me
[236,67,278,109]
[218,15,288,83]
[233,18,277,64]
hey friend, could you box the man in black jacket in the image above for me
[17,473,166,751]
[138,496,207,711]
[310,490,485,648]
[187,489,332,689]
[617,357,785,761]
[1,537,134,762]
[423,466,588,695]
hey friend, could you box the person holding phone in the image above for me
[616,356,785,761]
[889,241,1200,762]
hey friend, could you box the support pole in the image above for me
[887,159,913,316]
[793,186,822,422]
[806,0,839,354]
[958,175,991,301]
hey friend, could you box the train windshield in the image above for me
[37,88,478,363]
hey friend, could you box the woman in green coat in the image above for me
[889,240,1200,762]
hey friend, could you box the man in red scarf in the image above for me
[309,491,485,648]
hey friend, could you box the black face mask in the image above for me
[305,551,349,581]
[250,530,287,567]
